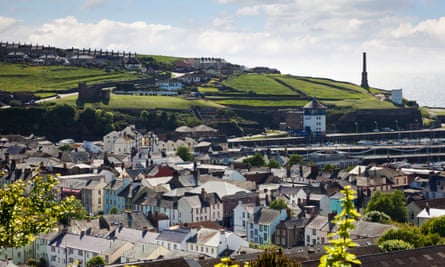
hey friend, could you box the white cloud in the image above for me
[2,0,445,85]
[0,16,20,32]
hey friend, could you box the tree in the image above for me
[321,163,338,176]
[378,226,441,248]
[87,255,106,267]
[365,190,407,223]
[60,198,88,225]
[319,185,361,267]
[176,145,192,161]
[110,207,119,214]
[362,210,391,224]
[285,154,303,168]
[267,159,280,168]
[243,153,266,167]
[421,215,445,237]
[269,198,287,210]
[0,175,78,248]
[250,248,301,267]
[378,239,414,252]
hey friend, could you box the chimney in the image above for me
[193,161,198,186]
[425,202,430,215]
[360,52,369,89]
[201,188,208,200]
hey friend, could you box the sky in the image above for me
[2,0,445,88]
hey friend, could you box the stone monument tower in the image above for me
[360,52,369,89]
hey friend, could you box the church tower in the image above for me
[360,52,369,89]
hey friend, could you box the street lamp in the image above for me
[374,121,378,131]
[354,122,358,134]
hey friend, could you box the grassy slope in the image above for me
[0,61,397,110]
[0,62,140,92]
[48,93,224,110]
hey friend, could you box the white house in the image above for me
[416,207,445,226]
[232,201,256,237]
[186,228,248,258]
[177,189,223,224]
[391,89,403,105]
[155,226,196,251]
[103,125,142,154]
[303,97,327,135]
[304,215,330,246]
[47,232,131,267]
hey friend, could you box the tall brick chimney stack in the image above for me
[360,52,369,89]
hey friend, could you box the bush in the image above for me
[379,239,414,252]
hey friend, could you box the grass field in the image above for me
[214,99,308,107]
[48,94,225,110]
[222,74,295,95]
[273,75,370,100]
[0,62,141,92]
[323,98,397,109]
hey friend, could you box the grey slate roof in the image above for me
[249,207,281,225]
[156,227,191,243]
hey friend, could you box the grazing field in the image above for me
[323,98,397,109]
[0,62,140,92]
[273,75,370,100]
[47,94,225,110]
[222,74,296,95]
[214,99,308,107]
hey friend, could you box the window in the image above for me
[68,248,73,254]
[307,235,310,243]
[242,212,245,218]
[312,229,316,235]
[51,247,56,252]
[78,250,83,256]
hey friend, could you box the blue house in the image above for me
[247,207,287,244]
[103,178,131,214]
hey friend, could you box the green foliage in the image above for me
[362,211,391,224]
[267,159,280,168]
[321,163,338,174]
[110,207,119,214]
[421,215,445,237]
[0,175,78,248]
[176,146,193,162]
[248,241,281,250]
[0,62,140,92]
[286,154,303,168]
[86,255,106,267]
[222,74,295,95]
[60,198,88,225]
[269,198,288,210]
[250,248,302,267]
[378,239,414,252]
[58,144,74,151]
[378,226,441,248]
[365,190,407,223]
[319,185,361,267]
[243,153,266,167]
